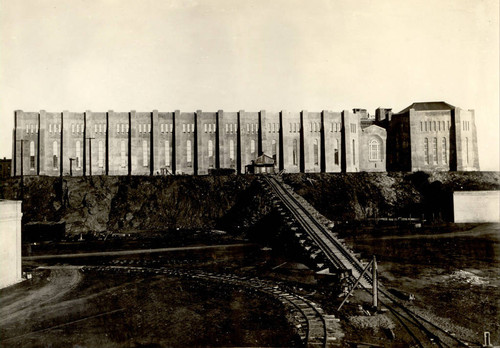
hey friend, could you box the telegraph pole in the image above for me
[86,136,95,176]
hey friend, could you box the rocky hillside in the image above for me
[1,172,498,235]
[282,171,500,222]
[0,175,257,235]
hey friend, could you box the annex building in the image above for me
[10,102,479,177]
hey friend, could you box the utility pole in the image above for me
[372,255,378,309]
[86,136,95,176]
[69,158,75,176]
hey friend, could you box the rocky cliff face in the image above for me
[0,175,256,234]
[282,171,499,222]
[1,172,498,235]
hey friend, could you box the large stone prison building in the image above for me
[11,102,479,176]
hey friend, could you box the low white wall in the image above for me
[454,191,500,223]
[0,200,22,288]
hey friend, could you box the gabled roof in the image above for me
[397,101,455,114]
[254,154,275,165]
[362,124,386,133]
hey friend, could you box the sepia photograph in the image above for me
[0,0,499,347]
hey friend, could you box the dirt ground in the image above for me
[0,267,299,347]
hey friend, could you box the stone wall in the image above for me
[0,200,22,288]
[453,191,500,223]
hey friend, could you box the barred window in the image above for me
[165,140,170,167]
[53,141,58,169]
[120,141,126,168]
[334,139,339,165]
[229,139,235,160]
[466,137,469,164]
[433,137,438,164]
[442,138,447,164]
[142,140,148,167]
[292,139,298,165]
[186,140,192,164]
[272,139,277,162]
[313,139,319,165]
[98,141,104,168]
[208,140,214,157]
[352,139,356,165]
[76,141,81,168]
[424,138,429,164]
[30,141,35,170]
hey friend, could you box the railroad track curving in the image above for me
[82,265,338,347]
[261,175,477,347]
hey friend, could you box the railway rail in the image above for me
[261,175,478,348]
[82,265,341,347]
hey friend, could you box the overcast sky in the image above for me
[1,0,498,170]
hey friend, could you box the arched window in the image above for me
[186,140,192,165]
[165,140,170,167]
[98,140,104,168]
[75,141,81,168]
[292,139,298,165]
[121,141,126,168]
[424,138,429,164]
[369,138,380,161]
[314,139,319,165]
[52,141,58,169]
[229,139,235,161]
[208,140,214,157]
[142,140,148,167]
[250,139,255,154]
[442,138,447,164]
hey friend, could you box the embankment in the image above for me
[1,172,498,235]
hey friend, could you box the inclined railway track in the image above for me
[262,176,371,287]
[262,175,475,348]
[83,265,335,347]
